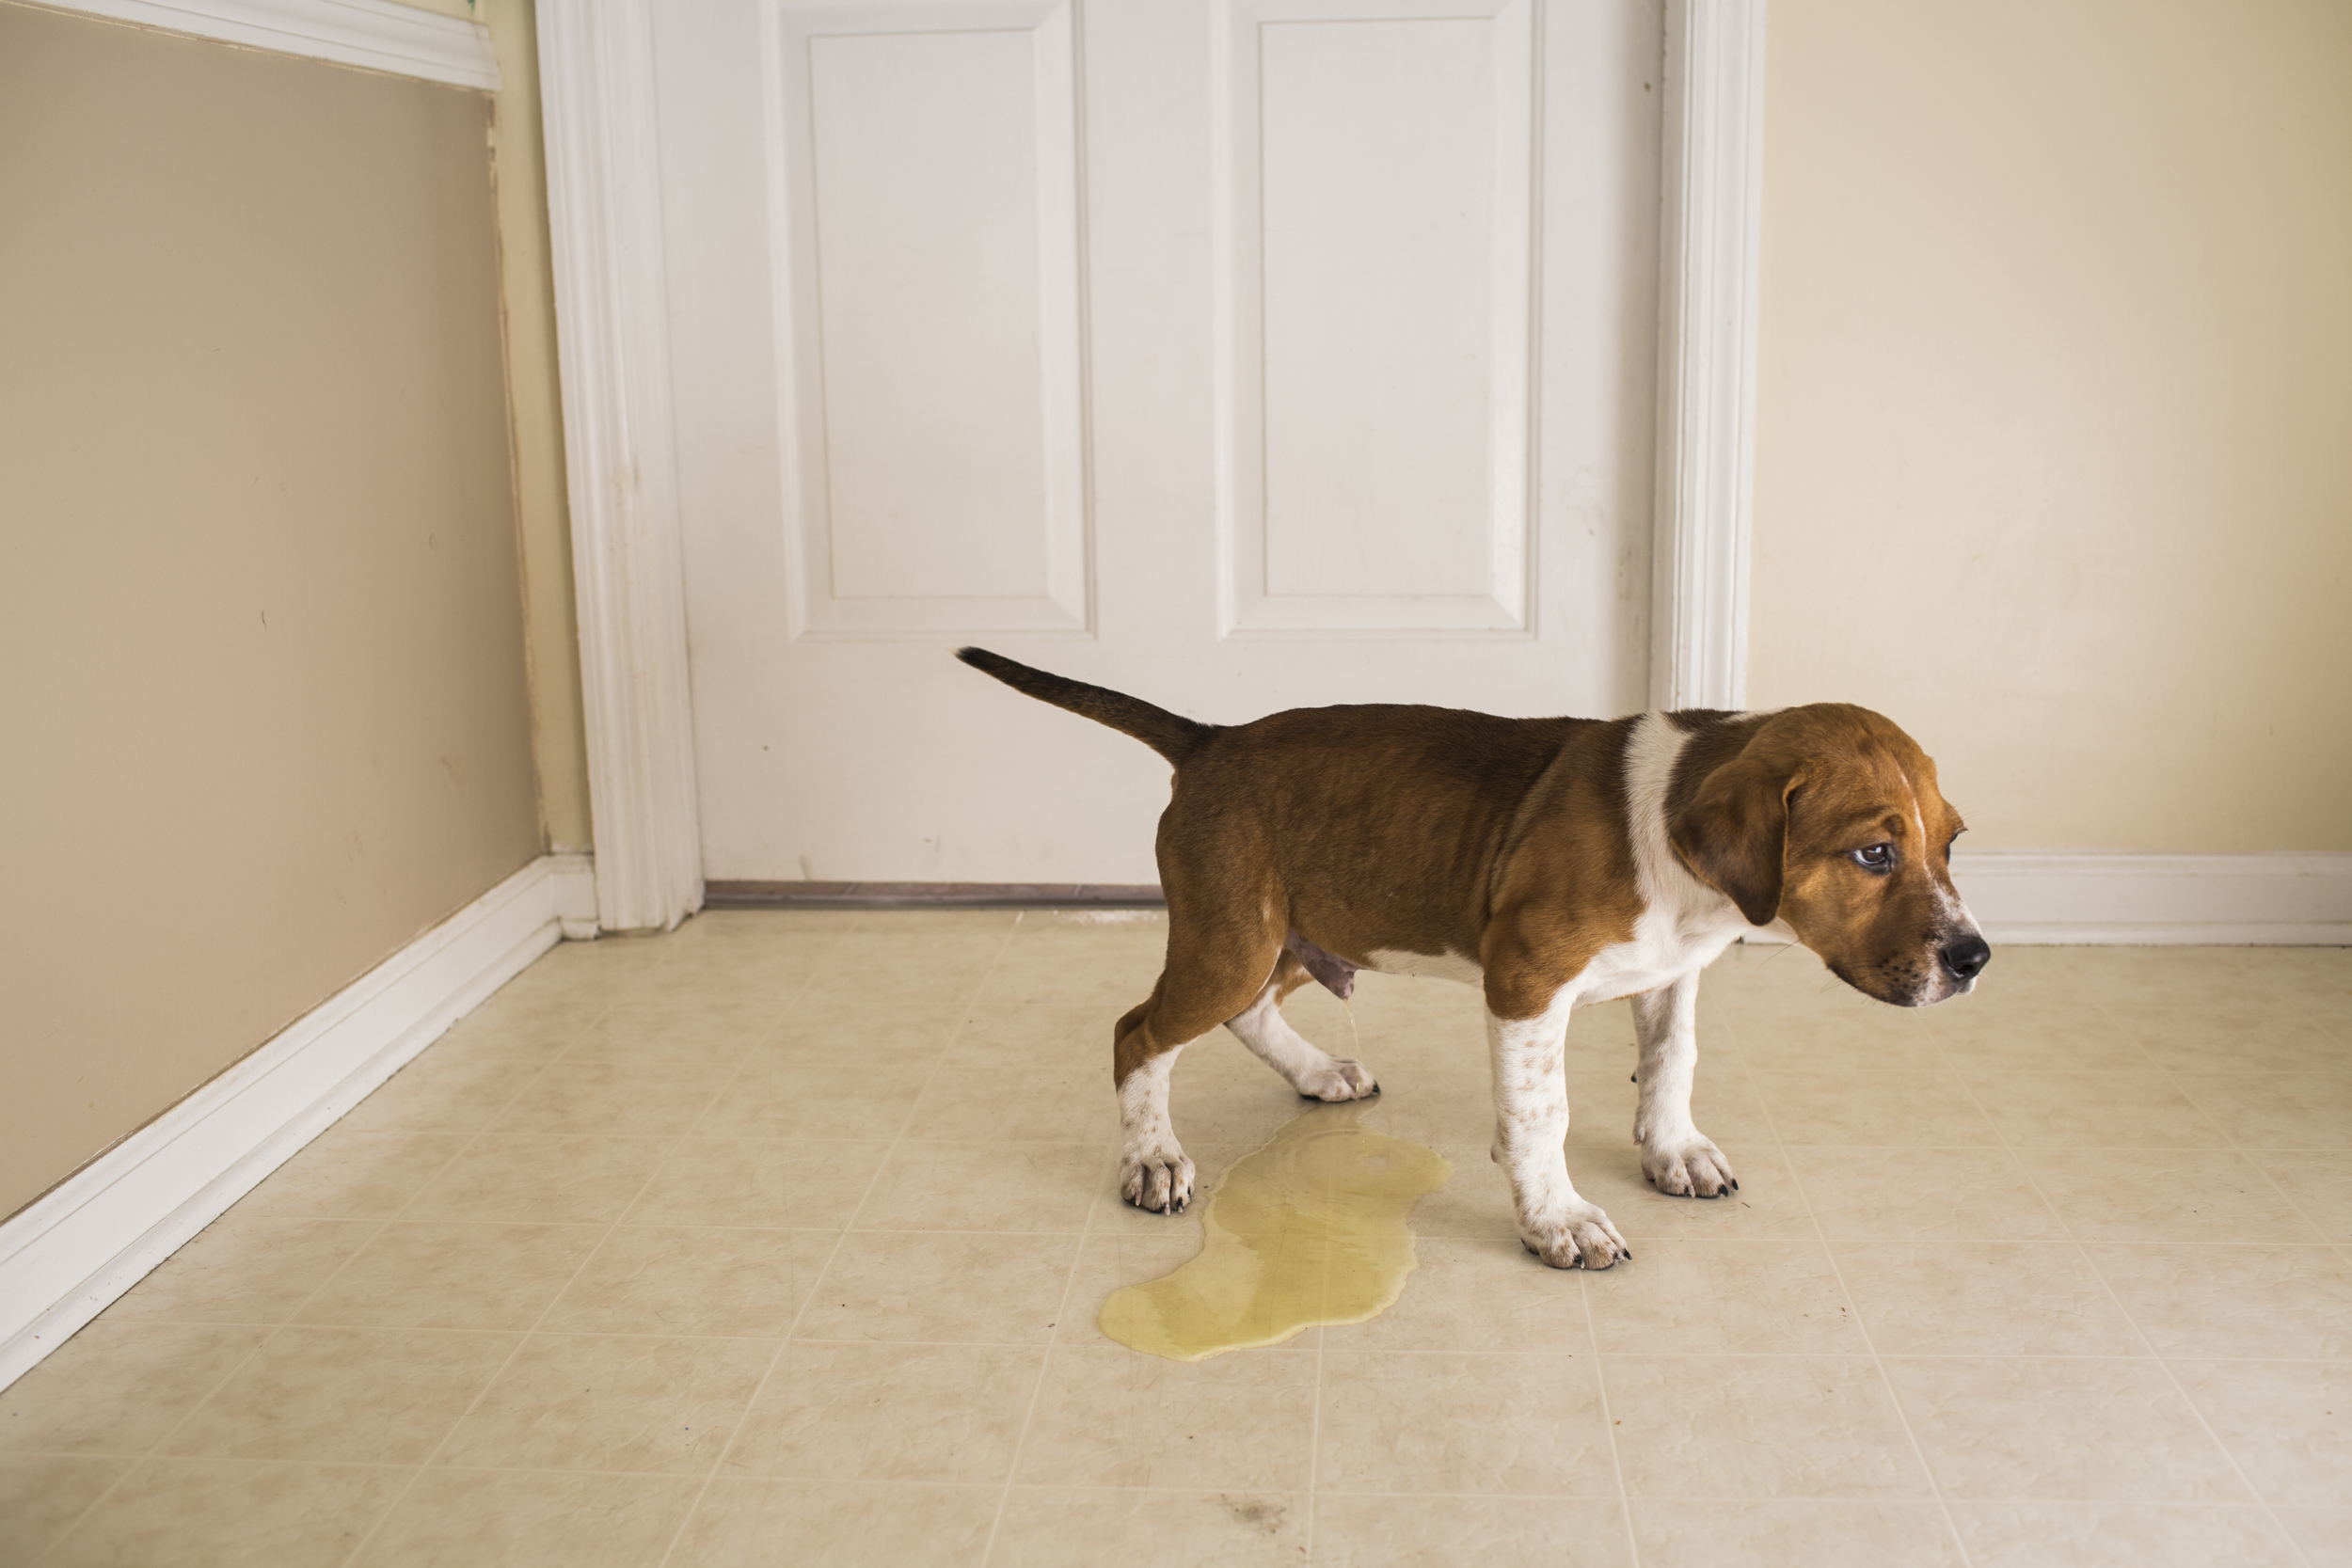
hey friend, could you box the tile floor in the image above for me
[3,911,2348,1566]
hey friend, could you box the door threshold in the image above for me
[704,880,1166,910]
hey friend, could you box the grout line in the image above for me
[660,912,1031,1568]
[25,971,627,1568]
[1577,1263,1644,1566]
[1939,964,2316,1568]
[1709,974,1980,1568]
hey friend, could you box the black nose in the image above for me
[1941,933,1991,982]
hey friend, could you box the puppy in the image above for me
[959,648,1988,1268]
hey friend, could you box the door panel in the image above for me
[654,0,1662,883]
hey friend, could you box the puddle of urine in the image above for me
[1099,1104,1453,1362]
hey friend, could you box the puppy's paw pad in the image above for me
[1120,1152,1196,1214]
[1298,1059,1379,1102]
[1641,1135,1738,1199]
[1521,1204,1630,1271]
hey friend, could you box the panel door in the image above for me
[653,0,1662,883]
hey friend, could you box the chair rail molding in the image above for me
[1652,0,1766,713]
[537,0,706,932]
[37,0,501,89]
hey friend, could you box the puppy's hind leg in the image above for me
[1225,951,1378,1102]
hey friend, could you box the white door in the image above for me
[652,0,1662,884]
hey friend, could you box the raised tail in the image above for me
[955,647,1215,765]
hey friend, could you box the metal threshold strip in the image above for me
[702,881,1167,910]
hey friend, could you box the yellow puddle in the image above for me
[1100,1105,1453,1362]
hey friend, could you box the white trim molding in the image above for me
[1954,850,2352,946]
[0,854,596,1393]
[538,0,706,933]
[1651,0,1766,711]
[40,0,501,90]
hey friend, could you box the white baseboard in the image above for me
[38,0,501,90]
[1954,850,2352,945]
[0,852,595,1392]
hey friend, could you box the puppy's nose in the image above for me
[1941,933,1991,982]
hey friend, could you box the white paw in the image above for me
[1120,1149,1196,1214]
[1520,1201,1631,1270]
[1640,1132,1739,1198]
[1296,1058,1378,1102]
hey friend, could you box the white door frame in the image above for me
[536,0,1768,931]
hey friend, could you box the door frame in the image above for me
[536,0,1768,932]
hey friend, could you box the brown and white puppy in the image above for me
[958,649,1989,1269]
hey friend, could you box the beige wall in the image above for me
[0,4,544,1217]
[1752,0,2352,851]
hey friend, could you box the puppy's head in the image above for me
[1668,705,1988,1006]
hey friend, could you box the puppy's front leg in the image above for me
[1486,1001,1629,1270]
[1630,973,1738,1198]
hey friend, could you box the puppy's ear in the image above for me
[1670,755,1804,927]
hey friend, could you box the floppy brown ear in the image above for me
[1670,755,1804,927]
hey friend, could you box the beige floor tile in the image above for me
[0,1322,266,1455]
[623,1139,887,1229]
[691,1057,933,1140]
[1080,1141,1253,1240]
[1975,1072,2228,1148]
[350,1468,700,1567]
[947,1003,1116,1069]
[2107,1000,2348,1075]
[2063,948,2255,1011]
[437,1333,771,1475]
[2172,1072,2352,1149]
[1562,1069,1776,1150]
[0,1453,131,1560]
[1312,1496,1634,1568]
[1717,1000,1948,1074]
[564,993,790,1064]
[437,988,607,1057]
[1585,1239,1867,1354]
[2278,1508,2352,1568]
[1945,1502,2302,1568]
[990,1488,1309,1567]
[794,1230,1077,1345]
[1919,998,2153,1081]
[2087,1243,2352,1359]
[1315,1352,1616,1497]
[1604,1356,1931,1499]
[763,997,974,1061]
[296,1222,604,1331]
[669,1479,997,1568]
[853,1142,1105,1234]
[487,1060,739,1137]
[722,1339,1041,1484]
[1884,1356,2250,1503]
[164,1327,517,1465]
[2251,1152,2352,1242]
[1320,1234,1586,1354]
[1628,1499,1964,1568]
[901,1065,1120,1144]
[1749,1070,2001,1147]
[40,1458,408,1568]
[2170,1360,2352,1507]
[1833,1242,2148,1356]
[1789,1147,2071,1241]
[2017,1148,2325,1243]
[232,1130,470,1220]
[332,1053,547,1136]
[1565,1143,1821,1243]
[1015,1344,1318,1490]
[405,1134,677,1225]
[540,1227,837,1338]
[104,1216,377,1324]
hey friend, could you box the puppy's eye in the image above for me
[1850,844,1895,872]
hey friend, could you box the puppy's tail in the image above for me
[955,647,1215,766]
